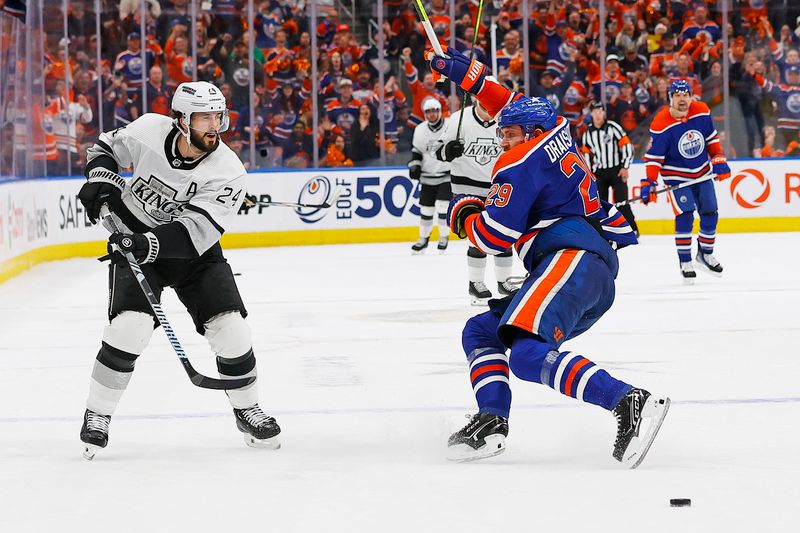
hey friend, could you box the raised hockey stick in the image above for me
[411,0,447,81]
[455,0,485,142]
[244,186,344,210]
[100,205,255,391]
[615,173,718,207]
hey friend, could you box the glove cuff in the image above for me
[142,232,160,264]
[87,168,125,190]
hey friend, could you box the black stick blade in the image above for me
[188,372,256,390]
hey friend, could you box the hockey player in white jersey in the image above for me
[76,81,280,459]
[408,97,452,254]
[433,99,512,305]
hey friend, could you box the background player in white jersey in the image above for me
[76,81,280,458]
[408,97,452,254]
[433,99,514,305]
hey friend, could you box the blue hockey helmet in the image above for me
[668,79,692,98]
[498,97,557,138]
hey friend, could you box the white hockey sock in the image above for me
[205,312,259,409]
[419,205,435,239]
[494,252,513,283]
[435,199,449,238]
[467,247,487,283]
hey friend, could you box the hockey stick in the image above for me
[100,205,255,391]
[411,0,448,82]
[615,173,718,207]
[245,186,344,210]
[455,0,485,142]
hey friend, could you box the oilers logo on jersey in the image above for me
[464,137,503,166]
[677,130,705,159]
[788,93,800,113]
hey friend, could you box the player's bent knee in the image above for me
[467,246,487,259]
[462,311,504,357]
[102,311,155,355]
[508,334,553,383]
[204,311,252,358]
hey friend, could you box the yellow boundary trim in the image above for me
[2,217,799,285]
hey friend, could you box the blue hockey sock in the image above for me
[510,336,633,411]
[462,312,512,418]
[698,211,718,254]
[674,212,694,263]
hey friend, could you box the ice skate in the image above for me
[80,409,111,460]
[447,413,508,462]
[469,281,492,306]
[411,237,429,254]
[612,388,670,469]
[695,251,723,277]
[497,279,518,297]
[234,405,281,449]
[437,235,449,253]
[680,261,696,285]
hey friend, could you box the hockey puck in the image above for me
[670,499,691,507]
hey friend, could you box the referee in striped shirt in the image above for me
[581,101,638,234]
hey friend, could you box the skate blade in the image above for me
[447,435,506,463]
[470,296,490,306]
[681,276,695,286]
[694,259,723,277]
[82,443,101,461]
[243,433,281,450]
[623,396,671,469]
[411,249,426,255]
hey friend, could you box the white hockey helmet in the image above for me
[422,97,442,112]
[171,81,230,134]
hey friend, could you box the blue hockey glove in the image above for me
[429,47,488,95]
[448,194,485,239]
[711,154,731,180]
[639,179,657,205]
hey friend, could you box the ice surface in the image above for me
[1,233,798,532]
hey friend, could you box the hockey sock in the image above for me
[698,211,718,254]
[467,246,487,284]
[419,204,434,239]
[494,249,513,283]
[87,311,154,416]
[509,335,632,411]
[205,312,258,408]
[435,199,449,237]
[462,311,512,418]
[674,211,694,263]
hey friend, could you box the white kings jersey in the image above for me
[433,105,502,197]
[85,113,246,256]
[410,119,450,186]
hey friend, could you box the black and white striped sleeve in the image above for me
[609,121,634,169]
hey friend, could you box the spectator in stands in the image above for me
[155,0,190,46]
[731,51,766,156]
[322,134,353,167]
[749,63,800,148]
[281,120,314,168]
[164,25,192,90]
[146,65,172,115]
[401,46,448,127]
[350,103,380,165]
[212,37,264,111]
[114,32,160,95]
[112,80,139,127]
[326,77,361,139]
[530,49,577,115]
[319,51,345,105]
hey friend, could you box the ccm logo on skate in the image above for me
[296,176,332,223]
[729,169,770,209]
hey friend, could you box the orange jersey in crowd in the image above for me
[403,60,448,127]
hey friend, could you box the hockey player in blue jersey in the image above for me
[429,48,670,467]
[642,79,731,283]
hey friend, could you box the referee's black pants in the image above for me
[595,165,638,233]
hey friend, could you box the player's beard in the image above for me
[189,129,220,153]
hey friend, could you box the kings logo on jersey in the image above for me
[677,129,705,159]
[296,176,332,224]
[464,137,503,166]
[130,174,193,221]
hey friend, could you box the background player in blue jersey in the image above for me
[429,48,670,468]
[642,80,731,283]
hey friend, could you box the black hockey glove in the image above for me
[103,232,160,265]
[408,165,421,180]
[78,181,123,224]
[444,140,465,162]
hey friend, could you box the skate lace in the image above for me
[87,411,110,433]
[680,262,695,273]
[702,253,719,267]
[241,406,274,428]
[472,281,489,293]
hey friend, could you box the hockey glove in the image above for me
[429,47,488,95]
[78,181,123,224]
[444,140,465,162]
[104,232,160,265]
[639,179,657,205]
[448,194,485,239]
[711,154,731,180]
[408,164,422,180]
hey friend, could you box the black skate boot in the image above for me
[497,279,518,297]
[680,261,696,285]
[612,388,670,469]
[447,413,509,462]
[437,235,449,253]
[80,409,111,460]
[469,281,492,306]
[234,404,281,449]
[411,236,429,254]
[695,251,723,277]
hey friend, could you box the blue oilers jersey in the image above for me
[463,115,637,277]
[644,101,719,183]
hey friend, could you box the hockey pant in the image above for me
[461,249,633,418]
[467,246,513,285]
[667,179,718,262]
[418,182,452,239]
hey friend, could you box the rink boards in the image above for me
[1,158,799,283]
